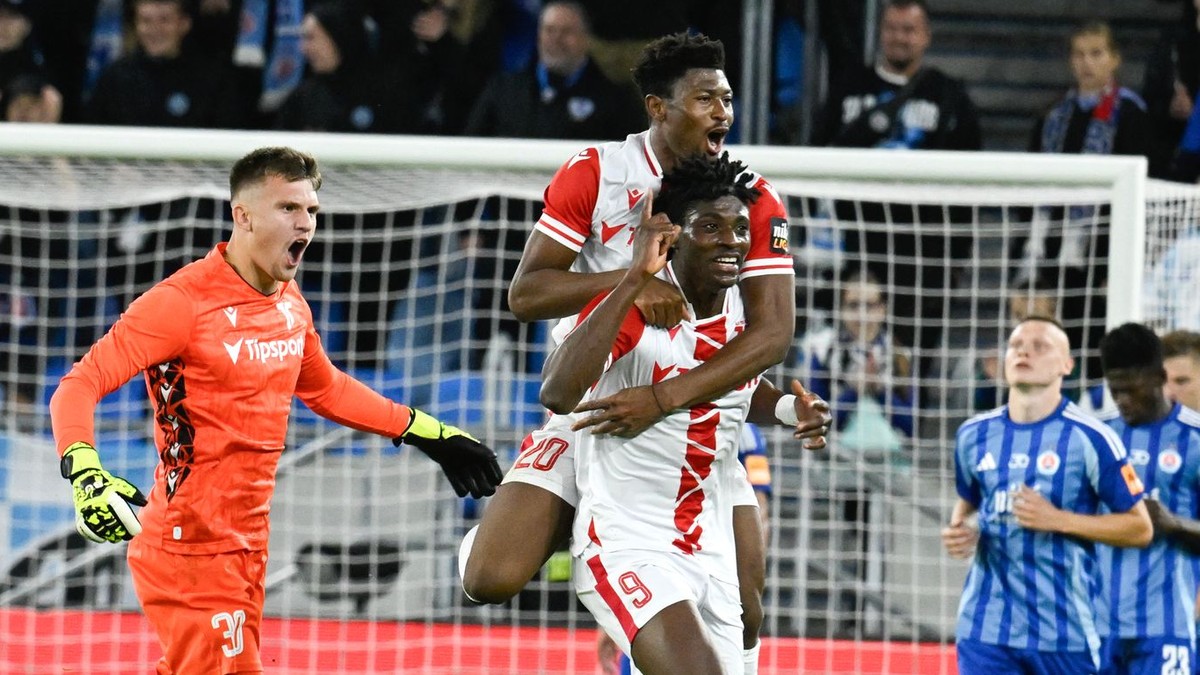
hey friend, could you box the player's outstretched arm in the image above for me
[394,409,503,499]
[746,378,832,450]
[1013,485,1153,548]
[1143,498,1200,556]
[60,442,147,543]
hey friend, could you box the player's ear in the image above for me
[231,201,252,232]
[646,94,666,123]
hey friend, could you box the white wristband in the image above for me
[774,394,799,426]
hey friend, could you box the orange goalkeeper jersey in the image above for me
[51,244,413,554]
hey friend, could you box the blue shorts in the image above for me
[957,638,1097,675]
[1100,636,1193,675]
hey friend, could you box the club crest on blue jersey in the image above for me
[1036,450,1061,476]
[1157,447,1183,474]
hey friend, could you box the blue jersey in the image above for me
[954,398,1143,656]
[1097,404,1200,642]
[739,422,771,496]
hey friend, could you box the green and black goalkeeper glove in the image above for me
[394,408,503,499]
[60,442,148,543]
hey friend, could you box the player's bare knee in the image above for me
[461,556,526,605]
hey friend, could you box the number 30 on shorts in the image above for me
[513,437,569,472]
[212,610,246,657]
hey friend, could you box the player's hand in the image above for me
[571,384,662,438]
[61,442,147,544]
[628,191,680,278]
[1143,498,1177,538]
[1012,485,1062,533]
[941,513,979,559]
[396,408,503,499]
[788,380,831,450]
[635,276,690,328]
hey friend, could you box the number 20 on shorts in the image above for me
[514,437,569,472]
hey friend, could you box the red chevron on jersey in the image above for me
[627,188,643,210]
[600,221,626,244]
[652,362,676,383]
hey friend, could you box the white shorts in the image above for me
[574,544,742,673]
[501,420,758,512]
[730,460,758,509]
[501,421,579,507]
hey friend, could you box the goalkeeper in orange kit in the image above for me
[50,146,502,675]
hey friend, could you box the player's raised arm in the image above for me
[541,198,679,414]
[507,148,689,326]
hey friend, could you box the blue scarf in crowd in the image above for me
[83,0,124,100]
[1040,83,1122,156]
[235,0,305,112]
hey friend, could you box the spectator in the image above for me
[1018,22,1150,384]
[1163,329,1200,411]
[465,1,642,141]
[811,0,980,150]
[0,0,44,94]
[367,0,473,134]
[87,0,243,127]
[576,0,690,87]
[1030,21,1149,158]
[4,72,61,122]
[808,0,978,393]
[1143,223,1200,331]
[1142,0,1200,179]
[798,268,915,443]
[274,5,409,133]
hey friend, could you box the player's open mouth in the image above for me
[706,128,728,155]
[287,239,308,266]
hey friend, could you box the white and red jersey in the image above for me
[535,130,794,281]
[569,266,758,584]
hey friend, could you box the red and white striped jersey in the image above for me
[534,130,795,281]
[569,265,757,584]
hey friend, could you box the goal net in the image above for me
[0,125,1194,674]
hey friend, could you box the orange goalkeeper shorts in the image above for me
[127,536,267,675]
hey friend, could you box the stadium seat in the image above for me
[294,539,404,615]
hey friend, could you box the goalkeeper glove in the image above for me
[60,441,148,544]
[395,408,503,499]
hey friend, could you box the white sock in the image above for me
[742,641,760,675]
[457,525,483,604]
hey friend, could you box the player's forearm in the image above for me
[1156,514,1200,556]
[655,275,792,410]
[540,275,646,414]
[1060,504,1153,548]
[508,268,628,321]
[50,372,100,454]
[747,378,783,425]
[299,369,413,438]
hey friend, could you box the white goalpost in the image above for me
[0,124,1194,674]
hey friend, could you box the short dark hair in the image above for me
[632,32,725,99]
[653,152,758,225]
[884,0,929,17]
[1163,330,1200,360]
[1100,322,1163,372]
[229,147,322,198]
